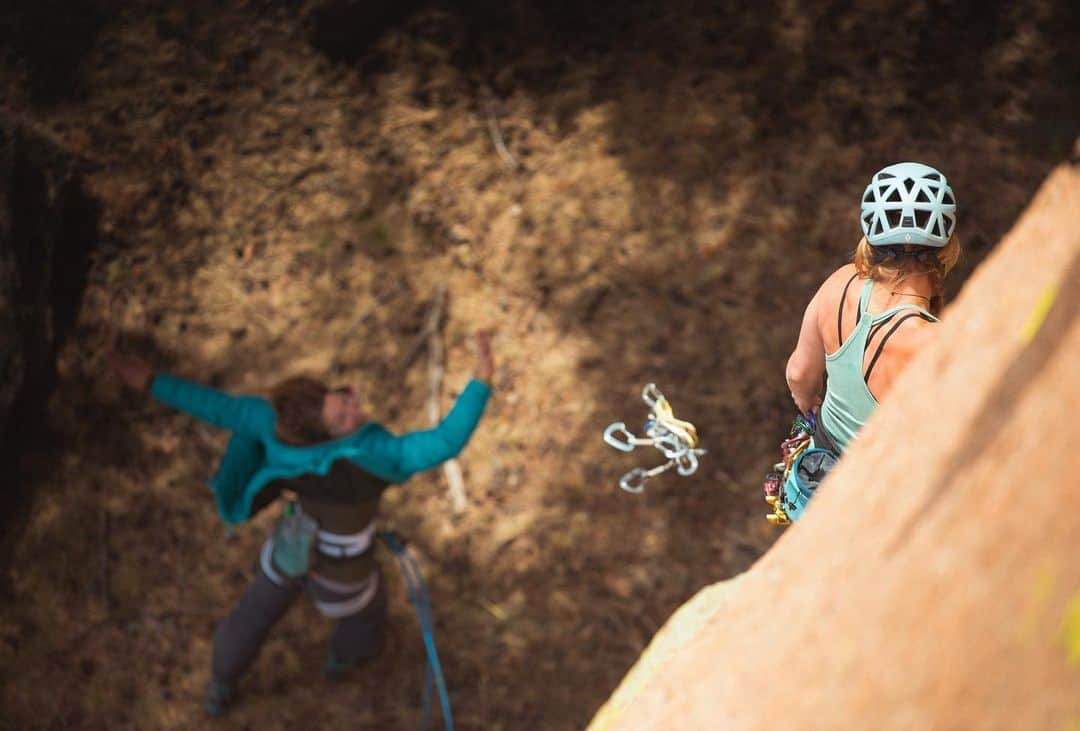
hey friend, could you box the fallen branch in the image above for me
[399,285,447,371]
[481,89,519,171]
[423,286,468,514]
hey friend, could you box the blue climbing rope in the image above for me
[381,530,453,731]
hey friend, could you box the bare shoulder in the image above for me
[886,314,940,359]
[810,263,859,320]
[865,314,940,398]
[817,264,860,299]
[825,262,859,286]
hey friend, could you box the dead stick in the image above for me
[424,286,468,514]
[400,284,449,370]
[481,88,519,171]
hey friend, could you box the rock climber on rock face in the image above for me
[785,162,961,454]
[108,330,495,717]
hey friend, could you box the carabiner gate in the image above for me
[619,467,648,494]
[603,422,637,453]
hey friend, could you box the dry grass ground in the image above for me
[1,1,1077,728]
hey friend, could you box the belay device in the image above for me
[603,384,706,493]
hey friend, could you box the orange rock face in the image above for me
[590,152,1080,731]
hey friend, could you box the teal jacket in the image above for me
[151,374,491,525]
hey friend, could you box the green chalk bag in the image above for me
[271,501,319,578]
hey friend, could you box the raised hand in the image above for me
[474,330,495,382]
[108,351,153,392]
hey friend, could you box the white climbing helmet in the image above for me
[860,162,957,247]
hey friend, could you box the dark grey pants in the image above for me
[211,554,388,686]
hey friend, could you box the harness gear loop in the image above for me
[604,384,706,493]
[764,412,821,525]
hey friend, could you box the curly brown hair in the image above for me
[270,376,330,445]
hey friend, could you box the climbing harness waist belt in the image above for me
[261,535,382,617]
[316,522,377,559]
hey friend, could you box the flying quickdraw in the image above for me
[603,384,706,493]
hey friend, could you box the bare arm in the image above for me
[786,288,827,416]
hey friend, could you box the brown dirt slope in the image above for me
[0,2,1077,729]
[590,155,1080,730]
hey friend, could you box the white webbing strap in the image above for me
[312,572,380,618]
[316,521,377,558]
[260,538,288,587]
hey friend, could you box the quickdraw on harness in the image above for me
[763,412,816,524]
[381,530,453,731]
[603,384,706,493]
[763,412,837,524]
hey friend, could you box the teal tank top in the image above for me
[819,279,936,451]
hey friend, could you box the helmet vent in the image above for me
[923,172,941,181]
[886,210,902,227]
[942,191,954,205]
[873,219,884,236]
[901,215,914,227]
[864,190,875,203]
[886,188,902,203]
[915,189,930,203]
[915,209,931,228]
[943,213,955,235]
[902,178,916,193]
[931,219,942,238]
[863,212,874,225]
[878,172,896,180]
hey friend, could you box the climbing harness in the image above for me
[763,413,813,524]
[381,530,453,731]
[603,384,706,493]
[763,412,837,524]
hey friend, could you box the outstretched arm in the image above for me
[390,379,491,476]
[110,352,272,435]
[385,331,495,478]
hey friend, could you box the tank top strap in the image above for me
[872,302,939,323]
[896,303,938,322]
[856,279,875,318]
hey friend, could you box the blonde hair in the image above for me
[271,376,329,445]
[853,234,961,315]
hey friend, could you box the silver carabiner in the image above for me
[653,433,686,459]
[641,383,664,409]
[619,461,676,493]
[619,467,648,493]
[604,422,638,453]
[675,449,705,476]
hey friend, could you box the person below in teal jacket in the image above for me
[109,331,494,716]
